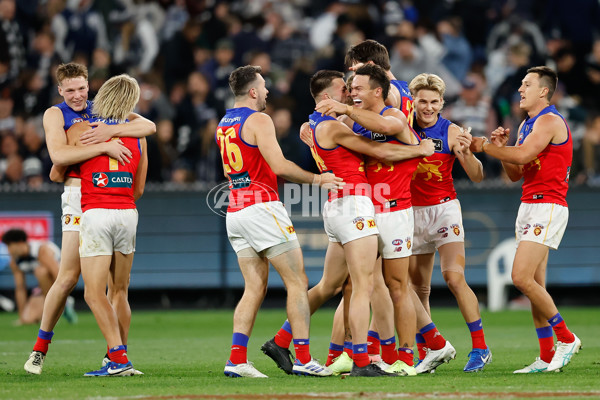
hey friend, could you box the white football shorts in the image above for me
[79,208,138,257]
[61,185,82,232]
[323,195,378,245]
[375,206,414,259]
[515,202,568,250]
[227,201,297,254]
[412,199,464,255]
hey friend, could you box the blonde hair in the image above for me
[92,74,140,122]
[408,73,446,99]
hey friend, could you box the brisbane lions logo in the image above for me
[93,172,108,187]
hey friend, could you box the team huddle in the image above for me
[217,40,581,378]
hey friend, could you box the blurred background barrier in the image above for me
[1,184,598,293]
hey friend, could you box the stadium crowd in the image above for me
[1,0,600,187]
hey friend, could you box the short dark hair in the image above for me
[228,65,262,97]
[310,70,345,100]
[354,63,390,100]
[527,66,558,101]
[2,229,27,245]
[345,39,391,71]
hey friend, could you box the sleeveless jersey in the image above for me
[16,240,61,273]
[391,79,414,127]
[55,100,94,179]
[517,105,572,206]
[352,106,421,212]
[308,111,369,201]
[216,107,279,212]
[79,117,142,212]
[410,116,457,206]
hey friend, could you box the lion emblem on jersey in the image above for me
[525,157,542,172]
[64,214,71,225]
[412,158,443,182]
[356,221,364,230]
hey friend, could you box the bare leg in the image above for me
[511,242,558,320]
[438,242,481,323]
[109,252,134,345]
[383,257,415,349]
[39,231,80,332]
[409,253,435,316]
[307,242,348,314]
[269,248,310,339]
[81,255,122,348]
[342,235,378,347]
[233,256,269,336]
[370,257,394,340]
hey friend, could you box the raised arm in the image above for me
[79,113,157,145]
[44,108,132,167]
[473,115,561,165]
[134,138,148,201]
[326,120,434,161]
[492,126,523,181]
[450,125,484,183]
[251,113,343,188]
[316,98,407,136]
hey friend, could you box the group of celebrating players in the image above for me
[217,39,581,378]
[13,36,581,379]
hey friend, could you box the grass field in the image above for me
[1,306,599,400]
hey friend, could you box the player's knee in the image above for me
[511,270,532,293]
[412,283,431,300]
[56,273,79,292]
[443,275,463,293]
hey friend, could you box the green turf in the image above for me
[1,306,599,400]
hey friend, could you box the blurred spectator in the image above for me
[52,0,109,63]
[0,88,16,131]
[438,16,472,82]
[486,15,546,66]
[492,42,532,124]
[162,18,201,93]
[111,2,160,75]
[172,71,218,181]
[315,13,359,72]
[543,0,600,58]
[0,133,22,183]
[246,50,286,97]
[309,2,346,51]
[574,114,600,185]
[26,29,61,90]
[581,40,600,109]
[202,2,229,49]
[12,69,51,118]
[21,117,51,176]
[555,46,587,98]
[272,106,310,171]
[146,119,178,183]
[0,0,26,87]
[444,72,500,178]
[88,47,111,95]
[228,13,267,67]
[136,73,174,123]
[390,35,460,99]
[23,157,44,188]
[268,14,313,72]
[199,38,235,115]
